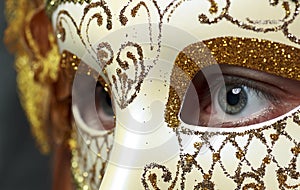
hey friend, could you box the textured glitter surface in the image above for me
[44,1,300,189]
[204,37,300,81]
[145,110,300,189]
[162,37,300,189]
[70,125,114,190]
[165,37,300,129]
[60,51,114,190]
[198,0,300,45]
[55,0,112,61]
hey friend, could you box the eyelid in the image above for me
[218,64,300,98]
[210,75,281,104]
[181,65,300,128]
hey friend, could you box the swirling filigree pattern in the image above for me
[96,42,146,109]
[143,110,300,189]
[56,0,112,61]
[197,0,300,45]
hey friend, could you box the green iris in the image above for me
[218,85,248,115]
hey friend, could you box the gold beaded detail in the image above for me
[70,123,114,190]
[144,109,300,189]
[60,51,114,190]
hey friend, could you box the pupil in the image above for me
[96,82,114,116]
[226,88,241,106]
[105,93,112,107]
[101,90,114,116]
[218,85,248,115]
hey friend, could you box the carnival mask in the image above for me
[17,0,300,189]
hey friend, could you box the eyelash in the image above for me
[210,75,281,104]
[208,75,282,127]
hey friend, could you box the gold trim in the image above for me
[165,37,300,129]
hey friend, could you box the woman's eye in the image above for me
[72,72,115,132]
[94,82,115,130]
[217,85,249,115]
[180,65,300,128]
[203,76,277,127]
[95,82,114,117]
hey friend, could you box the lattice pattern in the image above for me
[71,126,114,190]
[143,110,300,189]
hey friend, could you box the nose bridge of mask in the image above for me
[98,24,201,166]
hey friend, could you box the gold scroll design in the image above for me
[119,0,203,53]
[97,42,146,109]
[142,110,300,189]
[118,0,188,109]
[197,0,300,45]
[56,1,148,109]
[56,0,112,62]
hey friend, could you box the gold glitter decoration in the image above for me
[212,153,220,162]
[55,0,112,59]
[198,0,300,45]
[203,37,300,80]
[46,0,92,16]
[263,156,271,164]
[165,36,300,129]
[119,1,155,49]
[208,0,218,14]
[96,41,147,109]
[291,146,300,155]
[145,109,300,189]
[112,42,146,109]
[203,174,211,180]
[70,124,114,190]
[236,149,244,160]
[55,3,153,109]
[142,163,175,190]
[186,155,194,163]
[60,50,101,81]
[194,142,203,149]
[148,173,159,190]
[270,133,279,141]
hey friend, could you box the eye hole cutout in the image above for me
[94,81,115,130]
[72,73,115,132]
[180,64,300,128]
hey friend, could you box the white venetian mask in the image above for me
[48,0,300,189]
